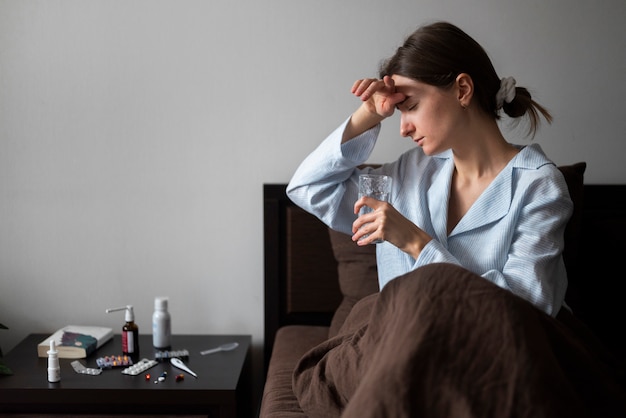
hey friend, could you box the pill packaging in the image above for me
[71,360,103,376]
[154,349,189,361]
[96,355,134,369]
[121,358,158,376]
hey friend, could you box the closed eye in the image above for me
[397,102,417,112]
[396,100,418,112]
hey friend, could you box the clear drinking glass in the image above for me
[358,174,392,244]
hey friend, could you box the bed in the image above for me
[260,162,626,417]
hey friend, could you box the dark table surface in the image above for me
[0,333,252,416]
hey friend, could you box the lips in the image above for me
[413,137,424,146]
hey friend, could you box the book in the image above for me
[37,325,114,359]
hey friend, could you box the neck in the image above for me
[451,117,519,181]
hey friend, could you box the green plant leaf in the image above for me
[0,360,13,375]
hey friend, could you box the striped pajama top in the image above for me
[287,117,573,317]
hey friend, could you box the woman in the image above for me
[287,21,572,317]
[288,23,626,418]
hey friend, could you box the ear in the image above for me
[455,73,473,108]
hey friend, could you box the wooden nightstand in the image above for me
[0,334,252,418]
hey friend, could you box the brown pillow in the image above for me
[327,228,379,338]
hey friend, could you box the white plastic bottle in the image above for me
[47,340,60,383]
[152,296,171,349]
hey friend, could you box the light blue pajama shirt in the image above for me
[287,117,573,317]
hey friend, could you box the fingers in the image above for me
[351,77,406,120]
[381,75,395,90]
[351,78,385,101]
[351,76,395,97]
[352,77,400,102]
[352,196,385,243]
[353,195,377,215]
[353,229,376,246]
[352,215,378,245]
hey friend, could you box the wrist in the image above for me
[353,103,385,127]
[404,231,432,260]
[342,106,384,143]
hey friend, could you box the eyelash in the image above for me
[396,102,418,112]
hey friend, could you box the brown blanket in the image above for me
[293,263,626,418]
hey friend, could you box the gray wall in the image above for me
[1,0,625,403]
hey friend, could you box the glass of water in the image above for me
[358,174,392,243]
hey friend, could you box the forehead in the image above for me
[391,75,435,95]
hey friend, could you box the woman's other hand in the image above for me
[353,196,432,259]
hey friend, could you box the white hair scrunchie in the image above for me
[496,76,516,109]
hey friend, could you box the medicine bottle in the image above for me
[152,296,171,349]
[122,305,139,357]
[106,305,139,358]
[47,340,60,383]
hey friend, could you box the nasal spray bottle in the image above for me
[106,305,139,358]
[47,340,60,383]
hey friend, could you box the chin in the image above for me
[420,146,435,156]
[420,143,447,156]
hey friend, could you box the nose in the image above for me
[400,114,413,138]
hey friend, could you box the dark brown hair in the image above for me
[379,21,552,137]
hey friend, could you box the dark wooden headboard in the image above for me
[263,184,342,371]
[263,182,626,371]
[573,184,626,358]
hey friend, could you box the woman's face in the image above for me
[391,75,464,156]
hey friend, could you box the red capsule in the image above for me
[175,373,184,382]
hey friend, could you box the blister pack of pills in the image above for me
[154,349,189,361]
[96,355,133,369]
[71,360,103,375]
[121,358,158,375]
